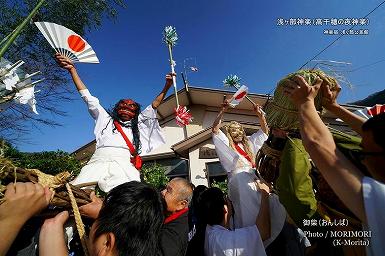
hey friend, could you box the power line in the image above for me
[347,58,385,72]
[298,0,385,70]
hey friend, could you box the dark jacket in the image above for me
[158,211,189,256]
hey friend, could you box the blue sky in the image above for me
[17,0,385,152]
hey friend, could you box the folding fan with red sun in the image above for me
[35,22,99,64]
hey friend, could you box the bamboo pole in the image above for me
[168,44,179,106]
[0,0,46,59]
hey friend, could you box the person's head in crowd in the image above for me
[189,185,208,225]
[360,112,385,182]
[191,185,208,210]
[161,177,193,215]
[89,181,164,256]
[200,187,232,228]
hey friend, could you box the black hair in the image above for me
[93,181,164,256]
[362,112,385,151]
[200,187,226,226]
[110,99,142,154]
[188,185,208,228]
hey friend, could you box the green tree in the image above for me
[141,163,169,190]
[211,179,228,194]
[3,140,81,176]
[0,0,125,140]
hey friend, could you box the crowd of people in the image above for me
[0,55,384,256]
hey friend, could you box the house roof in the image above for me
[171,121,261,158]
[157,85,364,120]
[156,86,271,120]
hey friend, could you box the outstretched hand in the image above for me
[283,75,323,107]
[321,81,341,110]
[221,97,230,111]
[0,182,52,256]
[79,191,103,219]
[55,53,75,71]
[253,103,265,118]
[0,182,52,225]
[165,72,176,88]
[39,211,69,256]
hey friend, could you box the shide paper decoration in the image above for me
[163,26,192,126]
[0,58,43,113]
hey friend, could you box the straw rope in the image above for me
[66,183,89,256]
[1,158,91,209]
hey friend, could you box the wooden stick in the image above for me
[168,44,179,106]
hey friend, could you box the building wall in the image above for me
[188,139,219,186]
[147,118,186,155]
[150,106,263,186]
[185,104,206,137]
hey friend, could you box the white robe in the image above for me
[362,176,385,256]
[212,129,286,247]
[204,224,266,256]
[72,89,165,192]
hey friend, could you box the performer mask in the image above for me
[116,99,138,121]
[228,122,245,143]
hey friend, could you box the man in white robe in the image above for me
[56,54,172,192]
[211,99,286,247]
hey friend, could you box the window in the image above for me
[144,157,189,179]
[205,161,227,184]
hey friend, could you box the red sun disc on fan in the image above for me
[235,91,247,100]
[67,35,86,52]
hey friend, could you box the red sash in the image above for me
[234,143,255,168]
[113,120,142,170]
[164,208,188,224]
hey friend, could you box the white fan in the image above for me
[35,22,99,64]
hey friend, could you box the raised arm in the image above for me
[285,76,366,222]
[212,97,230,134]
[55,53,87,91]
[255,180,271,241]
[321,82,365,136]
[151,73,175,109]
[254,103,269,135]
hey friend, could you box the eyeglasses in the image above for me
[349,149,385,161]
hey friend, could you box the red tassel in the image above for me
[174,105,193,126]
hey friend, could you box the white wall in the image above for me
[188,139,219,186]
[148,118,186,155]
[146,105,261,185]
